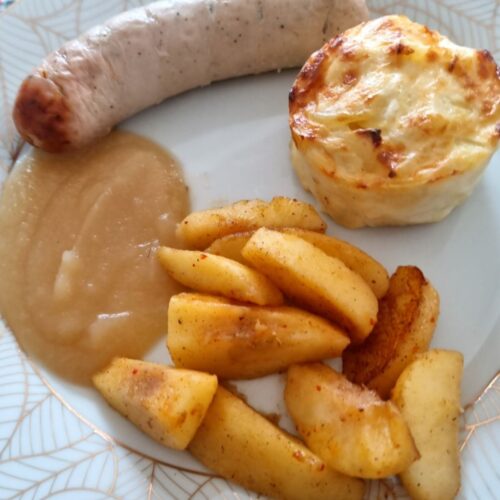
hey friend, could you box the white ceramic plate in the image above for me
[0,1,499,499]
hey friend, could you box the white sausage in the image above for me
[13,0,368,151]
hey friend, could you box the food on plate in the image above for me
[343,266,439,398]
[289,15,500,228]
[285,363,418,479]
[13,0,369,152]
[283,228,389,298]
[241,228,378,343]
[207,227,389,298]
[392,350,463,500]
[188,386,365,500]
[177,196,326,249]
[0,131,188,384]
[93,358,217,450]
[205,231,252,264]
[157,247,284,306]
[167,293,350,379]
[77,191,456,496]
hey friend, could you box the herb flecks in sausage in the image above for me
[13,0,369,152]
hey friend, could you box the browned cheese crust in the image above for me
[289,15,500,227]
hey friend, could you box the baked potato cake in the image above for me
[289,15,500,228]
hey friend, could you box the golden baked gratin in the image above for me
[289,15,500,228]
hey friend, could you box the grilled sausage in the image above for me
[13,0,368,152]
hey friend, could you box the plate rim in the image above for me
[0,0,499,499]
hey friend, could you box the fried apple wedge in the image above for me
[205,231,251,265]
[176,197,326,249]
[343,266,439,399]
[167,293,349,379]
[392,350,463,500]
[206,228,389,298]
[157,247,283,306]
[241,228,378,343]
[93,358,217,450]
[282,228,389,299]
[188,387,364,500]
[285,363,418,479]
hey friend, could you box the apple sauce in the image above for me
[0,130,189,384]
